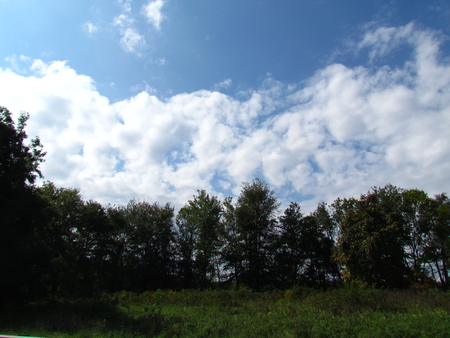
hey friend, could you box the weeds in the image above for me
[1,288,449,337]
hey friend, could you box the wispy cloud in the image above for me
[113,14,147,55]
[120,27,146,53]
[83,21,98,34]
[117,0,132,12]
[1,23,449,212]
[4,54,31,74]
[214,79,232,91]
[113,13,134,27]
[156,57,167,66]
[142,0,166,30]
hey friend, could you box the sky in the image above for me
[1,0,450,213]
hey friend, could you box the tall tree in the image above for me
[400,189,435,286]
[0,107,47,303]
[235,179,280,290]
[220,197,243,286]
[38,182,86,296]
[124,200,177,291]
[274,202,304,288]
[176,190,222,287]
[423,193,450,289]
[40,183,122,296]
[275,203,339,289]
[333,185,410,288]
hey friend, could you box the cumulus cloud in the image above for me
[142,0,166,30]
[1,23,449,212]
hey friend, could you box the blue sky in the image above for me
[1,0,450,211]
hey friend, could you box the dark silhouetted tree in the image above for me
[0,107,47,304]
[123,199,176,291]
[176,190,222,287]
[235,179,280,290]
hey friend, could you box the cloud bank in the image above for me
[0,23,449,212]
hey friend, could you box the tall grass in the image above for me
[1,287,449,337]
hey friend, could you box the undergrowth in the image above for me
[1,287,449,337]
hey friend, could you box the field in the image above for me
[1,287,449,337]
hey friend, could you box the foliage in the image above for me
[275,203,339,288]
[0,107,46,193]
[0,107,48,304]
[176,190,222,287]
[2,105,450,302]
[234,179,280,290]
[2,289,450,337]
[116,200,177,291]
[333,185,450,289]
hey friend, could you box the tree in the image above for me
[0,107,46,195]
[234,179,280,290]
[176,190,222,287]
[38,182,86,296]
[220,197,243,286]
[333,185,410,288]
[275,203,339,289]
[422,193,450,289]
[123,199,176,291]
[400,189,435,286]
[39,183,123,296]
[0,107,47,303]
[274,202,304,288]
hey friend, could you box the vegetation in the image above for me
[1,105,450,335]
[1,288,450,337]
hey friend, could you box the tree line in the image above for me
[1,107,450,304]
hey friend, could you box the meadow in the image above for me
[1,287,449,338]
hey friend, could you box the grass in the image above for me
[1,287,449,337]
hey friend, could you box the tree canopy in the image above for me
[1,105,450,304]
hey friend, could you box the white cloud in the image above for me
[4,54,31,74]
[142,0,166,30]
[156,57,167,66]
[214,79,232,91]
[83,21,98,34]
[117,0,132,12]
[113,14,147,54]
[120,27,146,53]
[1,23,450,213]
[113,14,134,27]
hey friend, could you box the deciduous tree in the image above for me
[235,179,280,290]
[0,107,47,303]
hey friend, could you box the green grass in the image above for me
[1,287,449,337]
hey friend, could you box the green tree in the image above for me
[274,202,304,288]
[38,182,86,296]
[0,107,45,195]
[78,200,117,294]
[176,190,222,287]
[423,193,450,289]
[123,199,176,291]
[275,203,339,289]
[220,196,243,286]
[400,189,435,286]
[333,185,410,288]
[235,179,280,290]
[0,107,47,303]
[39,183,122,296]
